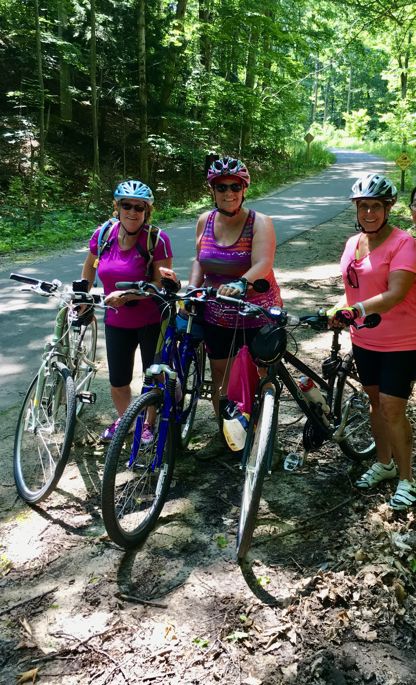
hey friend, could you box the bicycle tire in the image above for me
[237,388,275,561]
[13,363,76,503]
[334,354,376,461]
[69,317,98,417]
[101,390,175,548]
[177,342,206,449]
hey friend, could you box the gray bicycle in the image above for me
[10,273,104,503]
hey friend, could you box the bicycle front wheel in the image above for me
[69,318,98,416]
[14,364,76,503]
[237,388,276,561]
[178,342,206,449]
[101,390,175,548]
[334,354,376,461]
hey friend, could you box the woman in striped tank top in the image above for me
[186,156,283,417]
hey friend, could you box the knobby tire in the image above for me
[177,342,206,449]
[101,390,175,548]
[13,363,76,503]
[237,389,276,561]
[334,354,376,461]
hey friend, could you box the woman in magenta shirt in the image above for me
[82,180,172,442]
[330,173,416,510]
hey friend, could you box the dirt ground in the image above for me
[1,206,416,685]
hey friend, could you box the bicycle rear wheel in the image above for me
[334,354,376,461]
[69,318,98,416]
[237,388,276,561]
[101,390,175,548]
[14,363,76,503]
[178,342,206,449]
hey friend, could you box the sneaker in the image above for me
[389,480,416,511]
[355,459,398,489]
[99,418,121,443]
[141,422,154,445]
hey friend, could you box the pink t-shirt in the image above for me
[340,227,416,351]
[90,221,172,329]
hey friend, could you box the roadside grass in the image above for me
[0,144,334,256]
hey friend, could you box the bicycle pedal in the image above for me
[77,391,97,404]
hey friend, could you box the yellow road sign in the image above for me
[395,153,412,170]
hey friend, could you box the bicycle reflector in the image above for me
[249,325,287,366]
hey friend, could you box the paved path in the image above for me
[0,149,390,410]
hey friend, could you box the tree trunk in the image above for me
[346,65,352,114]
[90,0,100,188]
[34,0,45,226]
[57,0,72,122]
[137,0,148,179]
[158,0,188,125]
[311,58,319,123]
[241,25,259,152]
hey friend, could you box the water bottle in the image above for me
[298,376,330,426]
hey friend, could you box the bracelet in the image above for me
[355,301,366,317]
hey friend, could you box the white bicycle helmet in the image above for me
[114,179,154,205]
[349,174,397,203]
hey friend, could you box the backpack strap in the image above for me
[93,217,117,286]
[146,225,160,278]
[138,225,161,279]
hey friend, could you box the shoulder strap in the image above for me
[97,218,117,258]
[138,225,161,278]
[93,217,117,286]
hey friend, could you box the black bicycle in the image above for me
[222,298,380,560]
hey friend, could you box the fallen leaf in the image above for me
[16,667,39,684]
[243,677,262,685]
[281,663,298,682]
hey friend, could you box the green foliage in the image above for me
[343,109,370,140]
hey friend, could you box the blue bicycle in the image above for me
[101,280,208,548]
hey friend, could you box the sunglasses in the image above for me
[120,202,146,212]
[214,183,243,193]
[409,202,416,210]
[346,260,359,288]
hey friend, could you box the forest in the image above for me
[0,0,416,242]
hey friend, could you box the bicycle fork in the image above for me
[127,364,177,468]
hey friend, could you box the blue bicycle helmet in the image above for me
[114,179,154,205]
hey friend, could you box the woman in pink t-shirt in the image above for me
[81,179,173,442]
[329,173,416,511]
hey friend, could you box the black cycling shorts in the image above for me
[352,344,416,400]
[105,323,160,387]
[203,323,261,360]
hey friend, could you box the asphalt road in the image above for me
[0,149,390,411]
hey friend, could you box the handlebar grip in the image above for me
[10,273,41,286]
[10,272,57,293]
[115,281,145,290]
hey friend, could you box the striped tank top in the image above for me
[198,209,282,327]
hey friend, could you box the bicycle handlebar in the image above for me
[10,272,105,307]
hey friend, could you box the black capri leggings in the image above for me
[352,344,416,400]
[105,323,160,388]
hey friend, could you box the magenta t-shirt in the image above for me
[340,227,416,351]
[90,221,172,329]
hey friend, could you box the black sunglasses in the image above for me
[214,183,243,193]
[120,202,146,212]
[346,260,359,288]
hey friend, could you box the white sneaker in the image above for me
[389,480,416,510]
[355,460,398,489]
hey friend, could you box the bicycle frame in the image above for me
[241,328,346,474]
[126,304,204,469]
